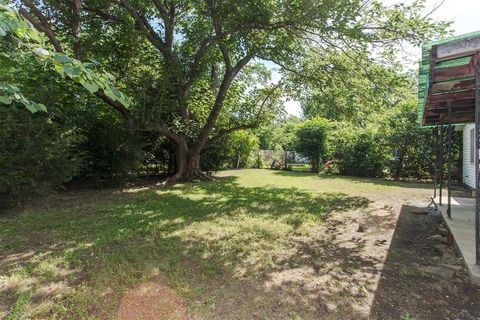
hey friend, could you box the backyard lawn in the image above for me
[1,169,479,319]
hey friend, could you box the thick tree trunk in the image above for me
[169,139,209,182]
[170,140,188,182]
[187,152,201,177]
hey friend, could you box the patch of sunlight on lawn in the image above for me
[218,169,432,199]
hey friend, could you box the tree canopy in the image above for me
[0,0,448,181]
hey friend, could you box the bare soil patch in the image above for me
[117,280,188,320]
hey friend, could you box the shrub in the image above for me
[330,125,388,178]
[381,103,460,180]
[201,131,261,171]
[229,130,260,169]
[72,108,144,179]
[200,138,232,171]
[254,153,264,169]
[293,117,330,173]
[0,106,83,208]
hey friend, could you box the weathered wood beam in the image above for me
[432,53,480,83]
[426,102,474,114]
[424,113,475,126]
[430,79,476,94]
[429,90,475,104]
[425,99,475,112]
[435,51,476,63]
[433,64,475,82]
[435,36,480,60]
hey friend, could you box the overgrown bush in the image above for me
[381,101,460,180]
[0,106,83,208]
[200,130,261,171]
[328,105,454,180]
[254,153,264,169]
[229,130,260,169]
[72,108,145,179]
[200,138,233,172]
[293,117,330,173]
[330,125,389,178]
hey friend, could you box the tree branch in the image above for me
[151,0,169,19]
[19,0,63,52]
[205,75,285,147]
[151,0,174,47]
[193,53,254,153]
[72,0,83,59]
[206,1,232,71]
[183,34,218,90]
[233,53,255,75]
[84,5,123,22]
[19,1,136,129]
[119,0,168,55]
[206,125,255,146]
[95,90,136,129]
[151,124,182,144]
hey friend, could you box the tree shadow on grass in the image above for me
[0,177,372,319]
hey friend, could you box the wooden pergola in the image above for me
[418,31,480,266]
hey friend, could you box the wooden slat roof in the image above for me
[418,31,480,127]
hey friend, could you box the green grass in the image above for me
[0,169,431,319]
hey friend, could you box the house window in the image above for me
[470,128,475,163]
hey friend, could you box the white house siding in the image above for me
[463,123,476,189]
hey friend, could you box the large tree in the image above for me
[10,0,446,181]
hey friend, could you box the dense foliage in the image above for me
[293,118,330,173]
[229,130,260,169]
[329,124,389,177]
[0,106,83,207]
[2,0,446,182]
[284,44,454,179]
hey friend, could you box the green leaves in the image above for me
[53,54,72,64]
[0,83,47,113]
[82,82,99,94]
[293,117,330,173]
[0,4,132,113]
[42,52,132,108]
[0,95,12,104]
[0,4,44,43]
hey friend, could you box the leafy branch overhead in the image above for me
[0,4,131,112]
[0,83,47,113]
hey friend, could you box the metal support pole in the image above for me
[439,118,444,206]
[475,62,480,265]
[447,101,453,219]
[434,125,439,199]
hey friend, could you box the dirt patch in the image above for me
[117,280,188,320]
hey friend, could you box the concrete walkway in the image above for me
[435,196,480,285]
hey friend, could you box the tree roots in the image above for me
[167,170,218,183]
